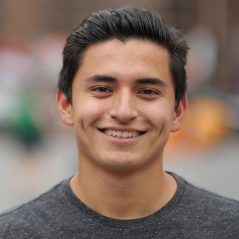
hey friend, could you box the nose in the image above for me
[109,89,138,123]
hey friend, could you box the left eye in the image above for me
[138,88,159,95]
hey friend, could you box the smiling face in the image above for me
[57,39,186,174]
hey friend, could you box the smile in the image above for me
[99,129,146,138]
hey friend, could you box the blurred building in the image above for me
[1,0,239,93]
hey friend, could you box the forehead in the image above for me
[75,39,173,85]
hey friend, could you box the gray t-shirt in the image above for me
[0,173,239,238]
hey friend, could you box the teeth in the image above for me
[105,130,141,138]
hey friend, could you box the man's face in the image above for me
[57,39,185,173]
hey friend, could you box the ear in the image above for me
[56,88,74,126]
[171,95,187,132]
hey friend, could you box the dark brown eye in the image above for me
[93,87,112,93]
[91,86,113,97]
[138,88,159,95]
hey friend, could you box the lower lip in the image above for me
[98,130,144,144]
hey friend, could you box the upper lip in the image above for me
[98,127,147,132]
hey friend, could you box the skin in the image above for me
[57,39,186,219]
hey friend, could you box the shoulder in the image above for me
[184,179,239,213]
[171,174,239,237]
[180,178,239,228]
[0,180,68,238]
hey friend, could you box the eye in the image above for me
[91,86,113,97]
[137,88,160,98]
[140,89,157,94]
[93,86,111,93]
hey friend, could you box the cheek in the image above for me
[72,97,107,126]
[140,101,175,126]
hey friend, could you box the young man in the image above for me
[1,7,239,238]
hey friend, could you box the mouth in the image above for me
[98,128,147,139]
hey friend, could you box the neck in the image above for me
[70,158,177,220]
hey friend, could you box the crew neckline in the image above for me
[61,172,186,229]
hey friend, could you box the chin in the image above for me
[95,154,150,174]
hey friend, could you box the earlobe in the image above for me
[56,89,74,126]
[171,95,187,132]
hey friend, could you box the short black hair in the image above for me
[58,6,189,107]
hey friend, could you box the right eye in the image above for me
[93,87,112,93]
[91,86,113,97]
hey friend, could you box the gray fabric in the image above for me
[0,173,239,239]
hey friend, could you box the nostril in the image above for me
[109,107,138,122]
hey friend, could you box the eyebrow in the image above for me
[136,78,167,88]
[87,75,116,83]
[86,74,167,87]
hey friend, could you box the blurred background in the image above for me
[0,0,239,213]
